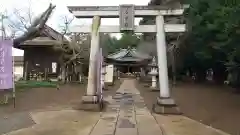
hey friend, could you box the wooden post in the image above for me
[24,61,28,80]
[60,65,66,83]
[172,45,176,85]
[44,68,47,80]
[66,65,69,82]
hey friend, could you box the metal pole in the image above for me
[1,14,8,39]
[12,55,16,108]
[1,14,3,102]
[1,14,4,40]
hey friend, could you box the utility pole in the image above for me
[1,14,4,40]
[1,14,8,39]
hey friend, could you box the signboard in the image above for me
[119,4,134,31]
[105,64,114,84]
[96,48,103,99]
[0,40,13,90]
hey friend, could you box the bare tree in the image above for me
[0,10,19,39]
[53,15,90,83]
[13,3,56,46]
[0,12,8,38]
[0,1,56,45]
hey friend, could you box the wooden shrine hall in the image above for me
[15,25,68,80]
[106,47,152,73]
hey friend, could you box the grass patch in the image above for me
[15,80,58,90]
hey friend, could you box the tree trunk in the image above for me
[79,73,83,83]
[72,62,78,81]
[61,65,66,83]
[171,47,176,85]
[195,68,206,83]
[44,68,47,80]
[213,64,227,84]
[66,65,69,83]
[78,65,83,83]
[24,61,28,80]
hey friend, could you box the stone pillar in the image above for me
[153,15,180,114]
[81,16,101,110]
[156,15,170,98]
[152,76,157,87]
[79,73,83,83]
[117,70,120,79]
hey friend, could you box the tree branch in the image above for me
[13,9,29,31]
[13,3,56,47]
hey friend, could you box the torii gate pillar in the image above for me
[82,16,101,98]
[152,15,181,114]
[156,15,170,98]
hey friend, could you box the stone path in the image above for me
[3,79,231,135]
[89,78,163,135]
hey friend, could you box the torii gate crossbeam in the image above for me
[68,5,189,18]
[69,24,186,33]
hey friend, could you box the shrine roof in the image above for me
[107,47,151,62]
[16,25,69,49]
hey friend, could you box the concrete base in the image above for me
[73,95,104,112]
[152,97,182,115]
[102,86,108,91]
[105,81,114,86]
[102,83,108,91]
[143,83,150,87]
[150,87,159,91]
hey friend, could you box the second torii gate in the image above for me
[68,4,188,114]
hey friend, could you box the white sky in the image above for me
[0,0,150,56]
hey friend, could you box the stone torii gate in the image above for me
[67,5,188,113]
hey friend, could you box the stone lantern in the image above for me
[148,56,158,90]
[117,70,120,80]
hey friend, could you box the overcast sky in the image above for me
[1,0,150,56]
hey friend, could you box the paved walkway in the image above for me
[4,79,231,135]
[89,79,162,135]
